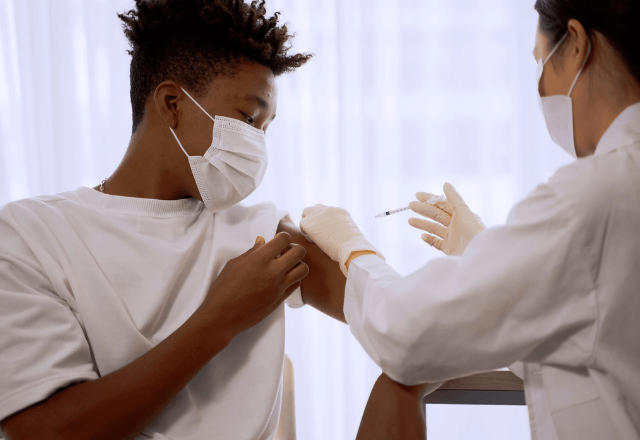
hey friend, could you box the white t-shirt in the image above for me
[0,187,295,440]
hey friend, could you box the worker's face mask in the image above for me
[537,33,591,159]
[169,88,268,213]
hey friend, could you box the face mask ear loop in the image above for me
[543,32,569,66]
[169,127,190,158]
[180,87,216,123]
[568,38,592,97]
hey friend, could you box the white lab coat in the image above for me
[344,103,640,440]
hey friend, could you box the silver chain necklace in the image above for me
[100,178,107,193]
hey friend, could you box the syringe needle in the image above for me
[371,195,446,219]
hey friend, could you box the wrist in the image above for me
[188,306,234,355]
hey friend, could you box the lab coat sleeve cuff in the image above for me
[344,255,399,325]
[508,362,525,380]
[344,255,414,383]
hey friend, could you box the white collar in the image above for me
[595,102,640,156]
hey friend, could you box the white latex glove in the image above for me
[300,205,385,276]
[408,183,486,256]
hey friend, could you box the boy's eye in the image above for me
[241,112,255,125]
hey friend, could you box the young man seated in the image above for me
[0,1,434,439]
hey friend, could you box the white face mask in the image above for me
[537,32,591,159]
[169,88,268,213]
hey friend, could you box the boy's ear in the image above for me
[154,81,183,129]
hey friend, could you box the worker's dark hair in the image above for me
[534,0,640,86]
[119,0,312,133]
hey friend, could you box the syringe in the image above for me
[372,195,445,219]
[373,206,412,218]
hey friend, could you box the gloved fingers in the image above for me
[408,217,447,239]
[302,205,350,217]
[433,196,453,215]
[299,209,326,242]
[421,233,444,252]
[298,217,313,241]
[301,204,331,219]
[301,206,318,220]
[409,201,452,227]
[300,231,314,243]
[416,192,453,215]
[443,183,468,210]
[438,198,453,215]
[415,192,438,203]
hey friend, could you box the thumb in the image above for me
[298,218,313,242]
[443,183,467,210]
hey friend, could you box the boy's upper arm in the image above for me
[277,220,347,323]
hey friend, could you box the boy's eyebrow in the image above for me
[244,94,270,110]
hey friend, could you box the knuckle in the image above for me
[277,232,293,244]
[295,244,307,259]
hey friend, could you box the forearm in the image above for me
[357,374,427,440]
[3,310,230,440]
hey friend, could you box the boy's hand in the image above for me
[199,232,309,340]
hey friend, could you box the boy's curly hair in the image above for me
[118,0,312,132]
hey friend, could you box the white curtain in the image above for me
[0,0,574,439]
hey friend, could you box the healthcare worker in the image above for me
[300,1,640,439]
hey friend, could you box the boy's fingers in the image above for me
[260,232,294,258]
[239,236,265,258]
[277,244,307,271]
[284,262,310,288]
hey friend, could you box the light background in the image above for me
[0,0,574,439]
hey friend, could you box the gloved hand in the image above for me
[408,183,486,256]
[300,205,385,276]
